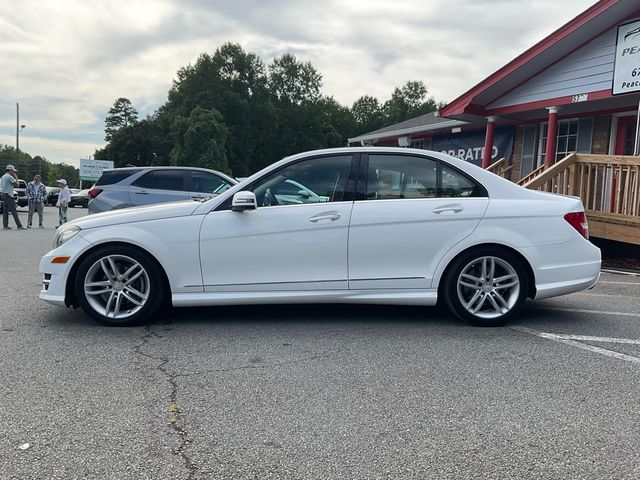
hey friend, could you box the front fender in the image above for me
[77,216,205,294]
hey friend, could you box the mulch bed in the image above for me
[601,258,640,273]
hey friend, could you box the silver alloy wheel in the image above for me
[456,256,520,320]
[83,254,151,320]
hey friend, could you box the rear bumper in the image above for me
[521,236,601,300]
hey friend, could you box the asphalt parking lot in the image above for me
[1,206,639,479]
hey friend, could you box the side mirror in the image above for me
[231,191,257,211]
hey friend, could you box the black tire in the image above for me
[74,245,167,326]
[442,247,529,327]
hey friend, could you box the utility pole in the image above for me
[16,102,19,163]
[16,103,25,165]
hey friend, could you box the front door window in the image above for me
[251,155,352,206]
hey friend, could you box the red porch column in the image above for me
[482,116,496,169]
[544,107,559,166]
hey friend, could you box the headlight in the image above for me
[53,225,81,248]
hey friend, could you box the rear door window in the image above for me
[440,164,485,197]
[364,154,486,200]
[365,155,438,200]
[96,170,141,186]
[132,170,186,191]
[129,169,189,206]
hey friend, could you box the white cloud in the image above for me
[0,0,595,163]
[0,134,99,168]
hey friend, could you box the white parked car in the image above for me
[39,147,600,327]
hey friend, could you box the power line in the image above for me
[21,114,75,162]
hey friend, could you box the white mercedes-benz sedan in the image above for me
[39,147,600,327]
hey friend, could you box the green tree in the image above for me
[95,117,172,168]
[167,43,268,115]
[94,43,445,179]
[55,164,80,188]
[268,53,322,105]
[164,43,270,175]
[384,80,438,124]
[351,95,385,135]
[314,96,355,148]
[41,162,79,188]
[105,98,139,142]
[0,145,47,182]
[169,107,229,173]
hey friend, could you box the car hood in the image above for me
[71,201,201,229]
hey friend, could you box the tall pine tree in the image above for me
[104,98,138,142]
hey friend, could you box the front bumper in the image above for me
[39,234,93,307]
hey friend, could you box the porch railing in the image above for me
[486,157,513,180]
[517,163,549,186]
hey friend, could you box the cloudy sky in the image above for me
[0,0,595,166]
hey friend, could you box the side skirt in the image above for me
[172,289,438,307]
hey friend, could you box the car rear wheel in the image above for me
[443,248,528,327]
[74,246,166,326]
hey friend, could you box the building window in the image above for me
[409,138,432,150]
[538,119,578,164]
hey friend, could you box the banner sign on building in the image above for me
[79,159,114,181]
[612,20,640,95]
[431,126,514,166]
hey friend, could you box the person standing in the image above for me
[1,165,24,230]
[56,179,71,227]
[26,174,47,228]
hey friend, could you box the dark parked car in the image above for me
[46,187,60,206]
[69,189,91,208]
[88,166,236,214]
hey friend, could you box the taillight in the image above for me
[88,188,103,198]
[564,211,589,239]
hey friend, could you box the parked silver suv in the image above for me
[88,166,236,214]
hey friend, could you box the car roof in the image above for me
[101,166,229,173]
[99,165,237,184]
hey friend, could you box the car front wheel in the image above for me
[74,246,166,326]
[443,248,528,327]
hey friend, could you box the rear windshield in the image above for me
[95,169,142,186]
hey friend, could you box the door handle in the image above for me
[134,191,149,195]
[432,204,463,214]
[309,211,341,223]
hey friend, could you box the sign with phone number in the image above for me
[79,159,114,181]
[613,20,640,95]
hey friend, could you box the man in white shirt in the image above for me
[56,179,71,227]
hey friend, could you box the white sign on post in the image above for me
[79,159,114,181]
[613,20,640,95]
